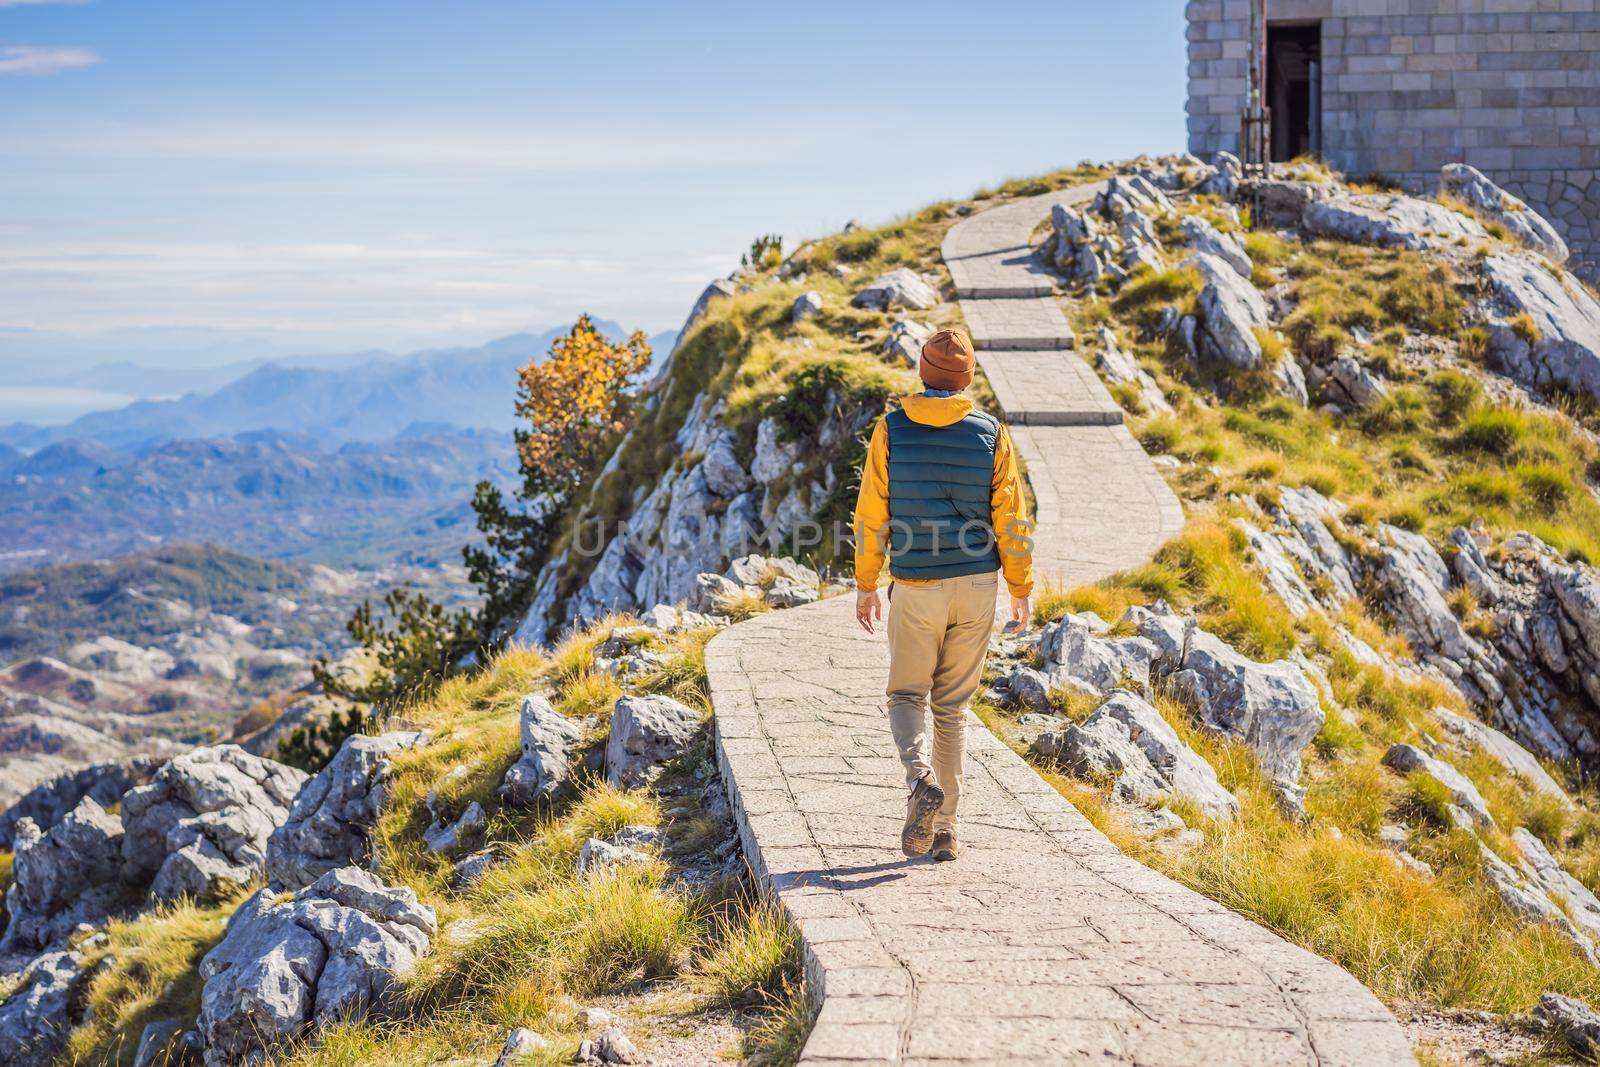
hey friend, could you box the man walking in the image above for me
[853,327,1033,862]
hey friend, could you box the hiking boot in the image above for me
[901,777,945,857]
[931,829,959,862]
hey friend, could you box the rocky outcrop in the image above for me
[1180,215,1251,279]
[850,268,937,312]
[197,867,435,1066]
[1514,827,1600,945]
[1240,177,1336,229]
[266,731,425,891]
[1,798,125,953]
[1037,612,1158,698]
[0,944,95,1067]
[606,695,701,789]
[500,694,584,806]
[1189,252,1272,370]
[1037,690,1238,821]
[1382,743,1494,827]
[1094,327,1173,415]
[518,384,866,642]
[791,291,823,322]
[883,318,933,366]
[1131,608,1324,790]
[1312,353,1389,409]
[1480,251,1600,402]
[1302,193,1485,250]
[121,745,307,902]
[1048,179,1170,288]
[0,756,155,850]
[1539,993,1600,1059]
[1441,163,1569,264]
[1196,151,1241,200]
[1238,487,1600,770]
[1433,707,1570,808]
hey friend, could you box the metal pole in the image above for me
[1241,0,1272,222]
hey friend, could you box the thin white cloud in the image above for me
[3,115,844,170]
[0,44,101,75]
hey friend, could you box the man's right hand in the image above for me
[856,589,882,634]
[1007,595,1032,632]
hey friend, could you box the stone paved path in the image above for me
[707,188,1416,1065]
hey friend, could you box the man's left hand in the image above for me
[856,589,882,634]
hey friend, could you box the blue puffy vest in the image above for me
[883,407,1001,581]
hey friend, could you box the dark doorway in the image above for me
[1267,22,1322,162]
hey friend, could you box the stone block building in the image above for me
[1186,0,1600,273]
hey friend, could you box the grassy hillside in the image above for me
[34,157,1600,1065]
[973,160,1600,1059]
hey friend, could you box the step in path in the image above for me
[706,187,1415,1065]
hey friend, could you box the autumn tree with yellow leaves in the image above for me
[307,317,652,768]
[466,315,653,640]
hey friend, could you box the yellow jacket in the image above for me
[853,394,1033,599]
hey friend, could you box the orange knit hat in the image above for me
[919,328,975,391]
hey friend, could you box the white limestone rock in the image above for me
[1514,827,1600,944]
[1094,327,1173,415]
[1433,707,1570,808]
[1381,743,1494,827]
[1319,354,1389,408]
[266,731,426,890]
[750,418,800,484]
[1197,151,1241,200]
[121,744,307,903]
[0,756,157,850]
[764,576,819,609]
[791,291,824,323]
[1131,608,1323,786]
[883,318,934,366]
[197,867,436,1066]
[1481,251,1600,402]
[1180,215,1251,279]
[0,798,125,953]
[1189,252,1271,369]
[576,837,652,879]
[605,695,702,789]
[1441,163,1569,263]
[1477,841,1597,961]
[496,1028,554,1065]
[699,430,752,498]
[1303,193,1486,250]
[424,799,485,857]
[0,946,92,1067]
[1047,690,1239,821]
[1039,615,1159,697]
[500,694,585,807]
[689,572,743,615]
[1539,993,1600,1059]
[851,268,938,312]
[996,667,1054,713]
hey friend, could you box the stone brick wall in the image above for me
[1186,0,1600,273]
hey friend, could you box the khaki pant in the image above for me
[885,571,998,831]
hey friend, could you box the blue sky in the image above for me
[0,0,1187,373]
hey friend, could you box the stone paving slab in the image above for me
[977,349,1124,426]
[707,186,1417,1065]
[962,296,1074,351]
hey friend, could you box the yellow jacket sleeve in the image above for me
[991,425,1034,599]
[852,417,891,592]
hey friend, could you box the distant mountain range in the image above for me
[0,323,677,451]
[0,427,518,573]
